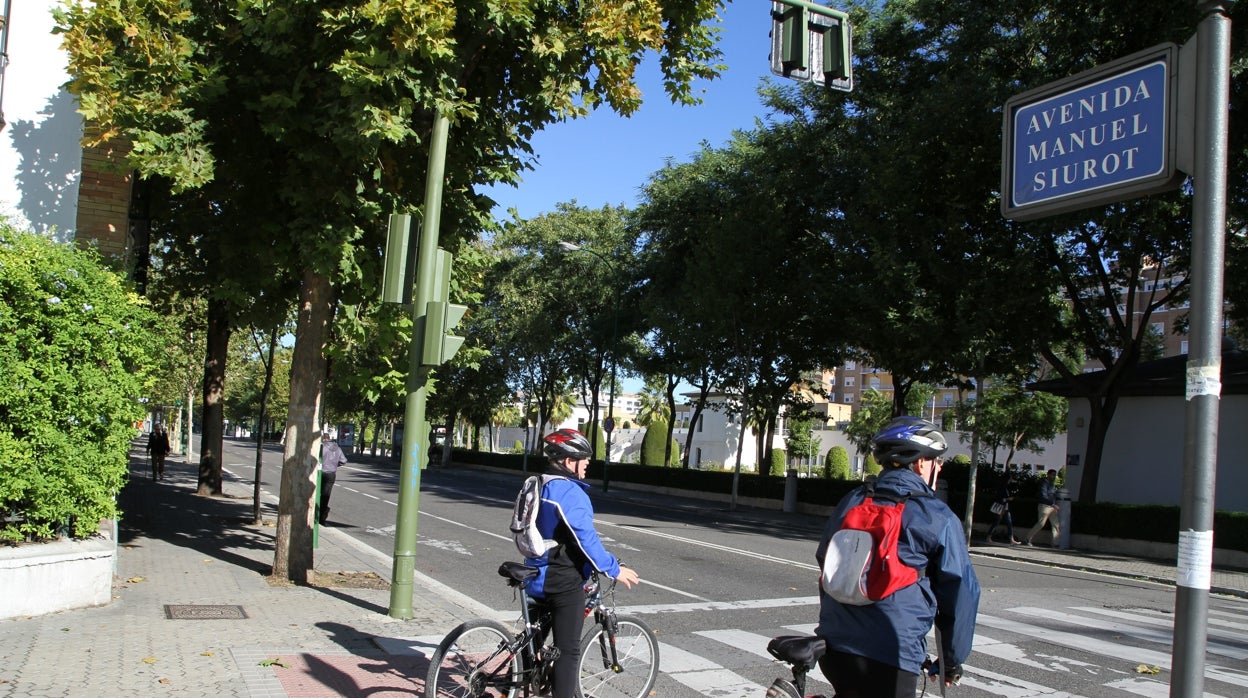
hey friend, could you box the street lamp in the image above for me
[557,241,620,492]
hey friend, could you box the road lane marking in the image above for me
[977,612,1248,689]
[658,642,765,697]
[620,596,817,616]
[596,521,818,572]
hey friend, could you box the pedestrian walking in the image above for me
[145,424,171,480]
[319,432,348,525]
[1025,469,1061,547]
[986,470,1021,544]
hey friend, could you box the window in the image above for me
[869,377,881,389]
[844,360,856,370]
[943,394,954,406]
[843,395,855,403]
[697,415,703,432]
[844,377,855,386]
[1181,340,1189,354]
[1151,322,1164,337]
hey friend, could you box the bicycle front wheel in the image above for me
[577,615,660,698]
[425,618,521,698]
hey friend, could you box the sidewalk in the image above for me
[0,445,482,698]
[1,449,1245,698]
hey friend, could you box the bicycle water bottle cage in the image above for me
[767,635,827,672]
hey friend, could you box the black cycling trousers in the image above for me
[819,649,920,698]
[546,586,587,698]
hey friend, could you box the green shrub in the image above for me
[640,419,678,466]
[825,446,851,479]
[769,448,787,476]
[0,225,161,541]
[864,453,882,476]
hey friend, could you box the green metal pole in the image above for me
[389,110,451,619]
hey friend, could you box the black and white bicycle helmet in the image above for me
[871,416,947,466]
[542,428,592,460]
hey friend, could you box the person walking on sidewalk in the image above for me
[986,471,1021,544]
[524,429,640,698]
[1025,469,1061,547]
[815,416,980,696]
[319,432,348,525]
[146,424,171,480]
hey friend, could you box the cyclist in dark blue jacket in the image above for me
[816,416,980,697]
[525,429,639,698]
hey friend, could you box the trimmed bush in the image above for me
[864,453,882,476]
[769,448,787,476]
[0,225,162,541]
[825,446,851,479]
[640,419,678,466]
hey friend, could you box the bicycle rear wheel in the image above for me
[425,618,521,698]
[577,615,659,698]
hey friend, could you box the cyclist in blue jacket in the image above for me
[526,429,639,698]
[816,416,980,697]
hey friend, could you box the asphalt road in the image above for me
[220,438,1248,697]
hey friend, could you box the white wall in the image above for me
[1,1,84,239]
[1064,395,1247,511]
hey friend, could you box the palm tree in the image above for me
[634,374,670,427]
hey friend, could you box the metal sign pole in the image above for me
[1170,3,1231,696]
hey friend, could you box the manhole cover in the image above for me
[164,604,248,620]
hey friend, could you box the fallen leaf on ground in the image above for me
[125,577,144,583]
[142,657,157,665]
[259,658,290,668]
[1136,664,1161,674]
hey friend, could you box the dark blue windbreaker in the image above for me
[815,466,980,675]
[524,475,622,598]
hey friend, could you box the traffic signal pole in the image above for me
[389,111,450,619]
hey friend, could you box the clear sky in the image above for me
[485,3,795,396]
[486,1,783,222]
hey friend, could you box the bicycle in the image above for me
[765,635,827,698]
[425,561,660,698]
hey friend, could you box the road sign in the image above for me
[1001,43,1183,221]
[604,416,615,434]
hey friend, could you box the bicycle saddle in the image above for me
[767,635,827,671]
[498,561,540,585]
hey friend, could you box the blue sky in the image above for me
[486,3,792,395]
[486,1,782,221]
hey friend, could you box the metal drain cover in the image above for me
[164,604,247,620]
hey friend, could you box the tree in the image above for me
[957,381,1067,469]
[58,0,727,581]
[843,389,895,458]
[785,416,818,469]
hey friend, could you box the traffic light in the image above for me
[769,1,852,92]
[420,249,468,366]
[422,300,468,366]
[382,213,417,305]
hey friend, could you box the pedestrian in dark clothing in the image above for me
[146,425,171,480]
[986,471,1021,544]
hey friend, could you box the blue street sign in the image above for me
[1002,44,1183,221]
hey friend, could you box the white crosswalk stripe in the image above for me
[641,603,1248,697]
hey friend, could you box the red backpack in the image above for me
[821,478,925,605]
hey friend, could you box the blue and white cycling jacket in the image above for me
[815,466,981,675]
[524,473,623,598]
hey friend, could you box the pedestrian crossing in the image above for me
[644,604,1248,697]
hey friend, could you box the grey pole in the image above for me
[1171,3,1230,696]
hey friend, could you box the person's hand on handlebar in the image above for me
[614,565,640,589]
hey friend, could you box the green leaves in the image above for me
[0,221,163,542]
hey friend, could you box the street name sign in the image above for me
[1001,44,1183,221]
